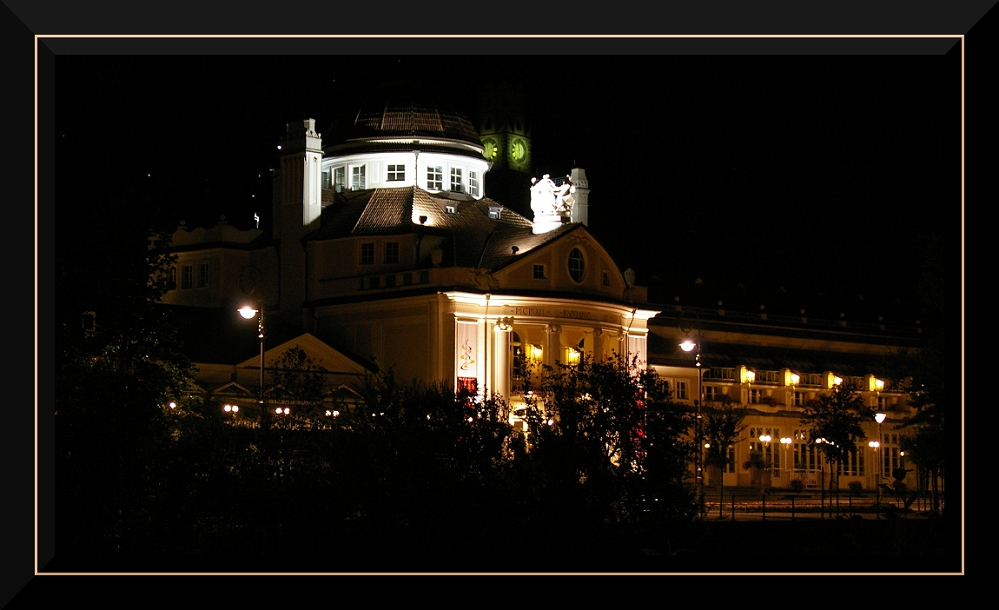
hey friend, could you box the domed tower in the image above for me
[321,100,489,198]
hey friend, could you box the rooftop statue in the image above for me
[530,174,575,216]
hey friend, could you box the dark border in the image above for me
[20,4,979,602]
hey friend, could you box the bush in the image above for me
[790,479,805,493]
[742,450,765,471]
[848,480,863,495]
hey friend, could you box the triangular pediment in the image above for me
[488,225,631,301]
[234,332,376,377]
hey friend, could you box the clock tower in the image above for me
[477,82,531,214]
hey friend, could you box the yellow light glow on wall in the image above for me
[565,347,580,366]
[529,344,543,361]
[786,371,800,386]
[741,367,755,384]
[828,374,842,388]
[871,378,885,392]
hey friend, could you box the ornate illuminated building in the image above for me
[157,99,927,493]
[160,101,656,414]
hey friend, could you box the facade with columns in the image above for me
[647,306,924,493]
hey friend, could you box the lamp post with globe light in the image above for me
[780,437,792,482]
[239,304,268,428]
[815,437,827,519]
[759,433,772,484]
[875,411,886,515]
[678,308,704,517]
[870,439,881,517]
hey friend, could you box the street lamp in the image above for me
[679,308,703,515]
[780,437,792,481]
[869,439,881,517]
[239,304,267,426]
[874,411,886,514]
[815,437,826,518]
[759,434,772,463]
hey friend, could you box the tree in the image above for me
[271,345,330,426]
[799,383,873,510]
[703,401,748,516]
[55,228,197,554]
[898,340,947,512]
[523,355,696,526]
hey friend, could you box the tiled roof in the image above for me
[353,189,412,234]
[307,186,588,271]
[478,224,579,271]
[343,102,481,146]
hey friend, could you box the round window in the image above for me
[568,248,585,282]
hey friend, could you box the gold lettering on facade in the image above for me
[511,305,620,323]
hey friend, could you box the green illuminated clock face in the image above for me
[510,137,527,162]
[483,137,499,160]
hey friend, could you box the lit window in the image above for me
[197,263,209,288]
[450,167,463,192]
[675,380,688,400]
[360,243,375,265]
[181,265,193,289]
[704,386,718,402]
[445,205,457,214]
[533,264,546,279]
[334,167,345,193]
[385,242,399,264]
[568,248,585,282]
[351,165,366,190]
[749,389,765,404]
[427,166,443,190]
[387,164,405,182]
[703,368,736,381]
[468,171,479,196]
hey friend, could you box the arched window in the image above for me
[568,248,585,282]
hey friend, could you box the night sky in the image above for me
[52,46,960,328]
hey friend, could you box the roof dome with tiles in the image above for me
[332,99,482,147]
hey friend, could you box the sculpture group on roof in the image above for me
[530,174,576,217]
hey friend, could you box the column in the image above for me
[586,327,604,362]
[492,322,512,400]
[546,324,562,367]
